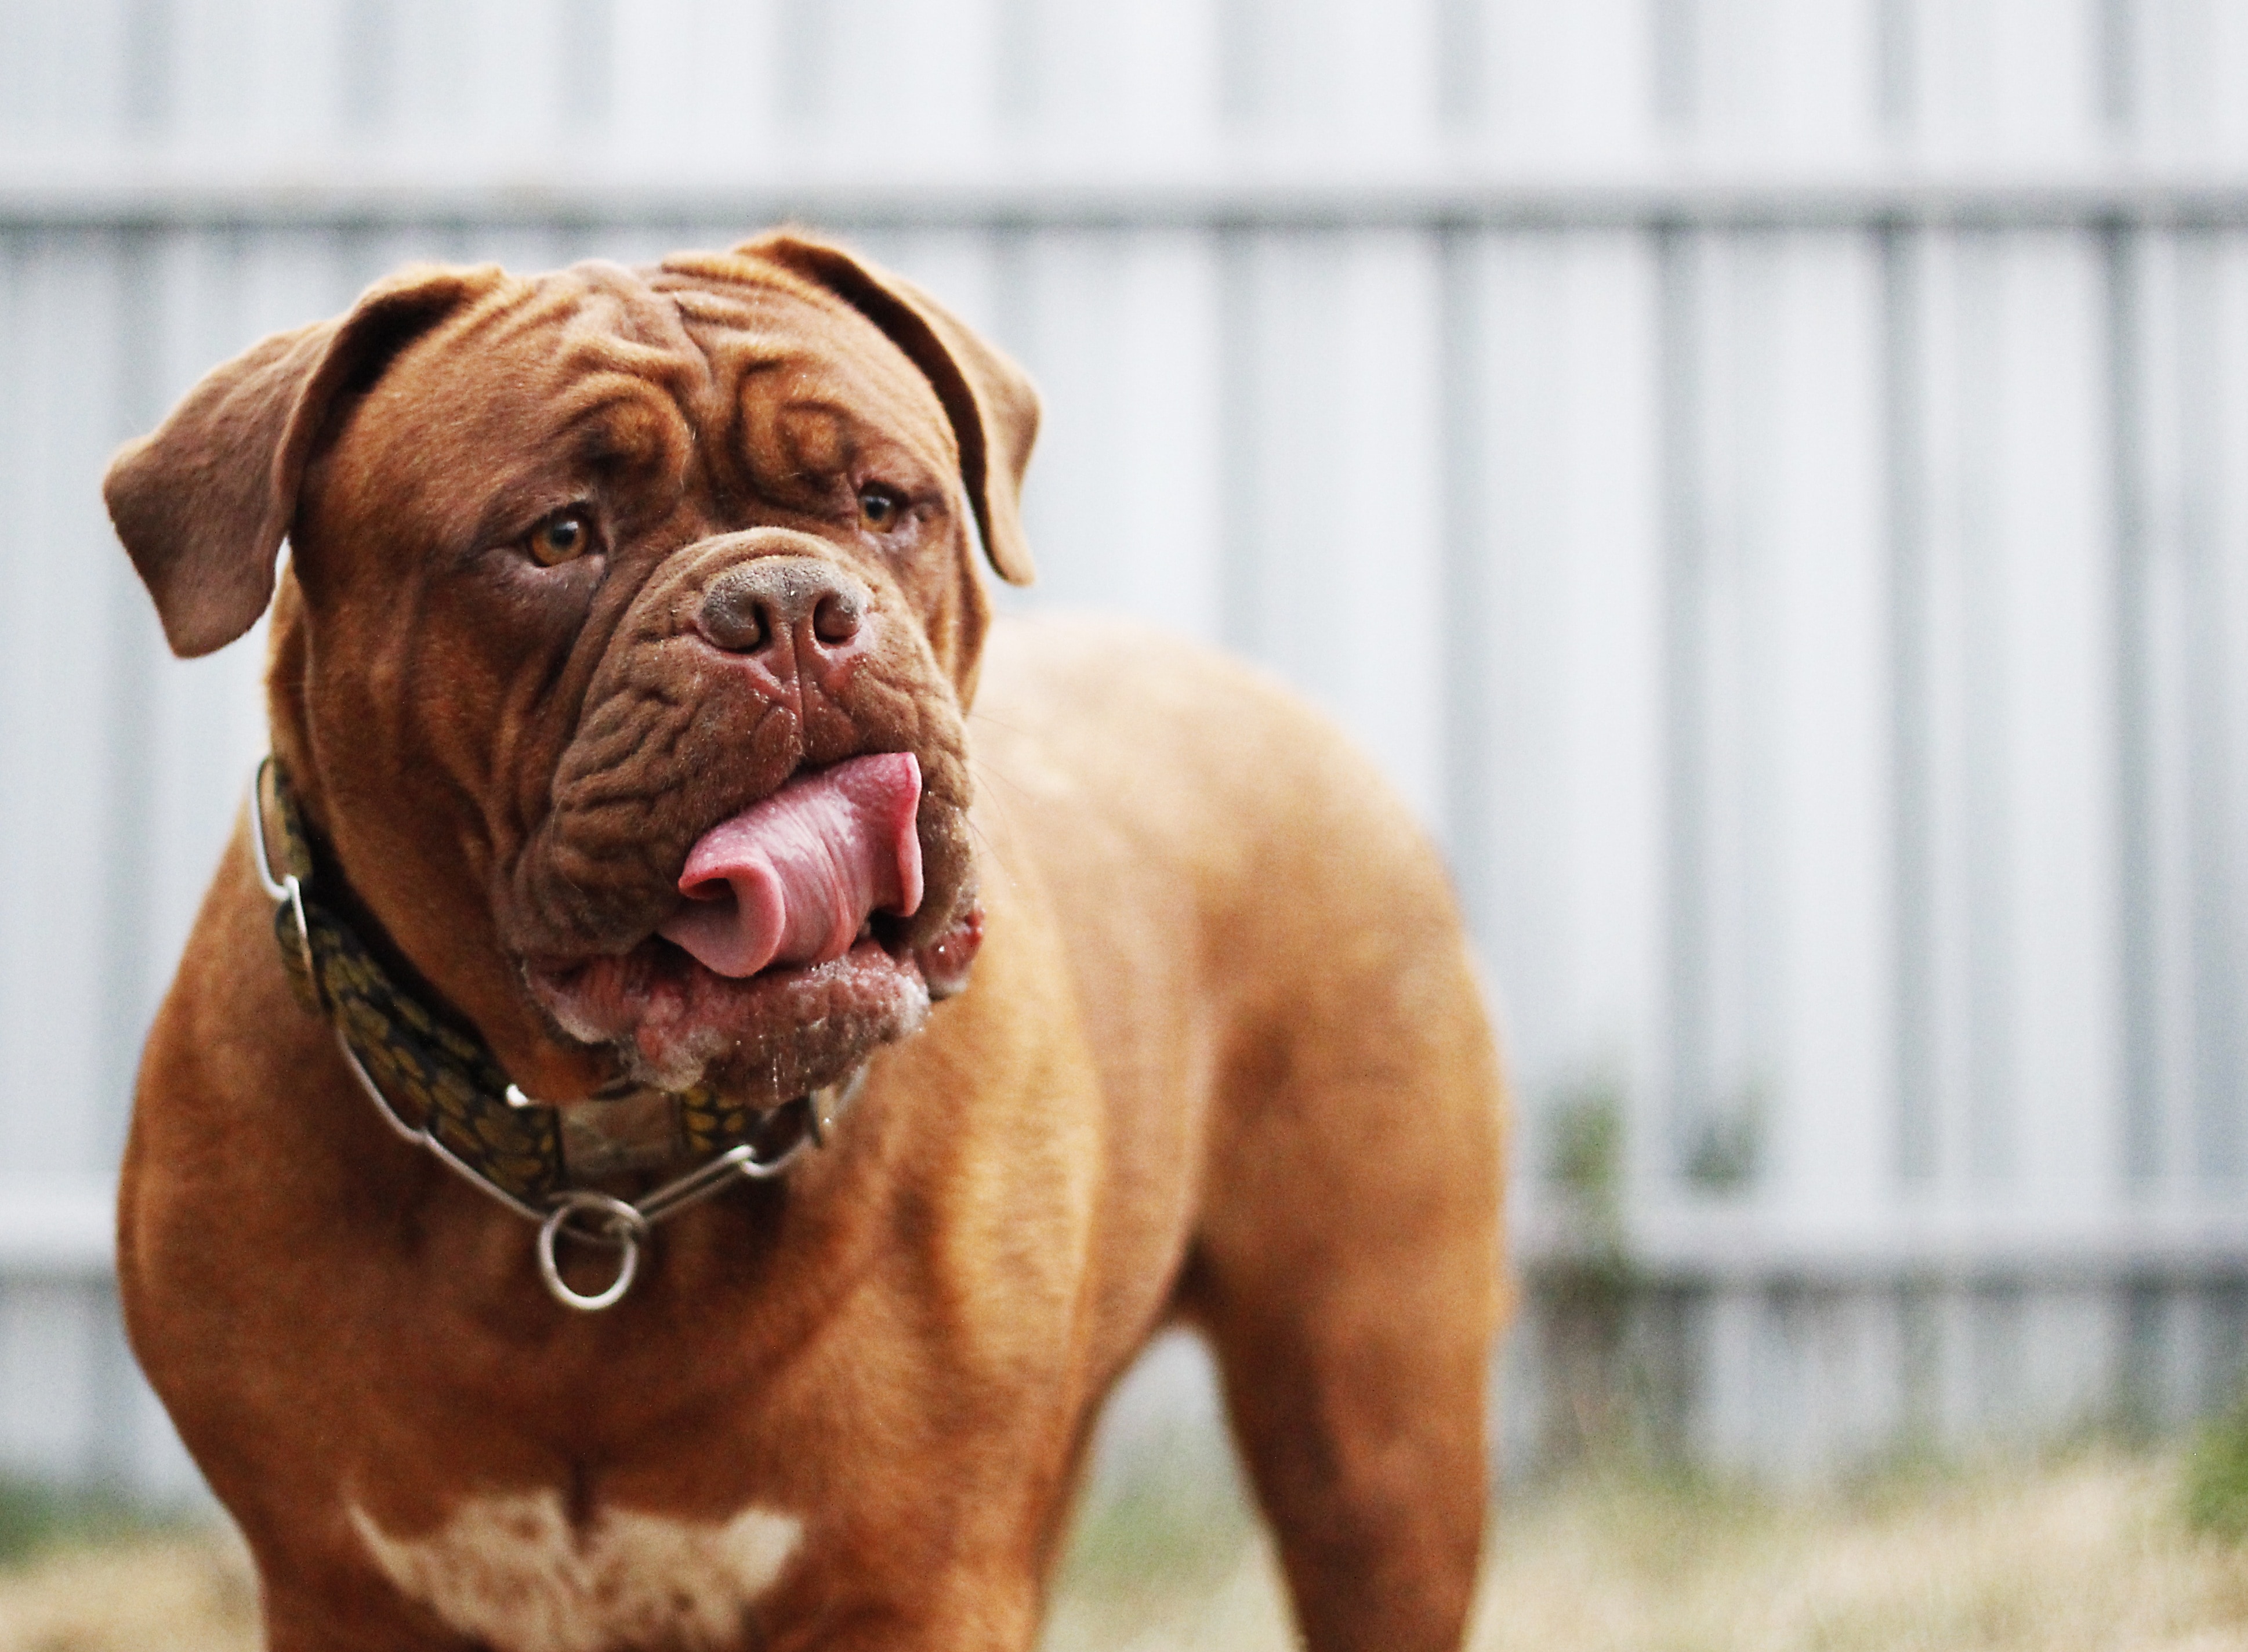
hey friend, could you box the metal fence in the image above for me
[5,0,2248,1493]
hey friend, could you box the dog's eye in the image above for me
[527,509,597,567]
[857,484,905,532]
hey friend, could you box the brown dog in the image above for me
[103,231,1503,1652]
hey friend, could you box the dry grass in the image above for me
[1043,1446,2248,1652]
[1467,1450,2248,1652]
[0,1530,258,1652]
[6,1447,2248,1651]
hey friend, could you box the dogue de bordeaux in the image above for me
[103,230,1505,1652]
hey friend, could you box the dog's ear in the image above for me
[104,265,503,658]
[742,232,1040,586]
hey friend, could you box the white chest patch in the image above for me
[350,1491,801,1652]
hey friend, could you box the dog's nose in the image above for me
[697,558,866,655]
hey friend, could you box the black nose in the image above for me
[697,557,867,655]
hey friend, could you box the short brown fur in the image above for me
[105,231,1505,1652]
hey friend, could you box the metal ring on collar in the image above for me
[535,1190,651,1312]
[247,758,320,1001]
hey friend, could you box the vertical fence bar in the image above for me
[1433,0,1482,134]
[2176,233,2244,1186]
[773,0,825,128]
[2106,219,2162,1189]
[1959,236,2014,1187]
[121,0,173,139]
[100,226,160,1157]
[1215,223,1259,658]
[992,0,1038,128]
[1438,223,1492,921]
[1659,222,1709,1178]
[2104,0,2151,1199]
[1876,0,1915,129]
[985,220,1036,372]
[1652,0,1698,131]
[559,0,615,131]
[1215,0,1261,129]
[2098,0,2137,132]
[340,0,394,133]
[1883,220,1938,1187]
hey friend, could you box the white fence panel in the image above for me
[4,0,2248,1494]
[1008,231,1226,640]
[1463,229,1666,1141]
[1226,230,1448,821]
[0,233,133,1182]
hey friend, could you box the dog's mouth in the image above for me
[520,754,982,1102]
[657,751,926,978]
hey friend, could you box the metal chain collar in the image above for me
[247,756,862,1311]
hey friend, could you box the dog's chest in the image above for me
[351,1491,800,1652]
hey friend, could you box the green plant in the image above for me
[1544,1081,1626,1220]
[1682,1082,1765,1194]
[0,1476,148,1566]
[2184,1390,2248,1538]
[1052,1444,1255,1613]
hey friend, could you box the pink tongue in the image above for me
[657,753,924,979]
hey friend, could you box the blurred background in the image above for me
[3,0,2248,1529]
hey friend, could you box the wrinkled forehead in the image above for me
[341,255,959,509]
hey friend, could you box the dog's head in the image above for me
[106,233,1038,1107]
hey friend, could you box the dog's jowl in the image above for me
[104,233,1506,1652]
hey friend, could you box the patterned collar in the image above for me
[249,758,855,1309]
